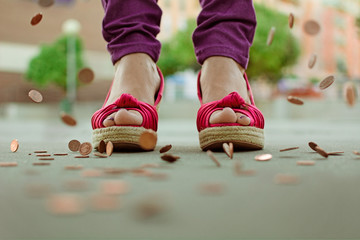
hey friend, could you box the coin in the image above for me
[353,151,360,156]
[199,183,225,195]
[148,172,168,180]
[297,160,315,166]
[106,141,113,156]
[30,13,43,26]
[61,112,77,126]
[28,89,43,103]
[344,82,356,107]
[308,53,317,69]
[34,150,47,153]
[308,142,318,151]
[266,26,276,46]
[39,157,55,161]
[159,144,172,153]
[319,75,335,90]
[91,195,119,211]
[79,142,92,156]
[33,162,50,166]
[74,155,89,159]
[139,130,157,150]
[81,169,102,177]
[101,180,130,195]
[46,194,84,215]
[222,143,233,159]
[288,13,294,29]
[98,140,106,153]
[140,163,160,168]
[0,162,18,167]
[274,174,299,185]
[38,0,54,7]
[254,154,272,161]
[64,165,83,170]
[36,154,51,157]
[78,68,95,84]
[327,151,344,155]
[207,150,221,167]
[53,153,68,156]
[10,139,19,152]
[94,152,107,158]
[161,154,180,163]
[63,180,88,191]
[68,139,80,152]
[315,146,328,158]
[287,96,304,105]
[303,20,321,35]
[280,147,299,152]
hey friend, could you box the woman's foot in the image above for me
[200,56,251,126]
[103,53,161,127]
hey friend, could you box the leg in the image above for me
[101,0,162,126]
[193,0,257,125]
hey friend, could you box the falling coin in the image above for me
[79,142,92,156]
[161,154,180,163]
[78,67,95,84]
[255,154,272,161]
[353,151,360,156]
[34,150,47,153]
[10,139,19,152]
[28,89,43,103]
[33,162,50,166]
[303,20,321,36]
[30,13,43,26]
[315,146,328,158]
[63,180,88,191]
[106,141,113,156]
[98,140,106,153]
[327,151,344,156]
[274,174,299,185]
[308,142,318,151]
[287,96,304,105]
[280,147,299,152]
[222,143,233,159]
[0,162,18,167]
[139,130,157,151]
[68,139,81,152]
[266,26,276,46]
[47,194,84,216]
[159,144,172,153]
[207,150,221,167]
[61,112,77,126]
[148,172,168,180]
[38,0,54,7]
[288,13,294,29]
[344,82,356,107]
[39,158,55,161]
[53,153,68,156]
[297,160,315,166]
[319,75,335,90]
[36,154,51,157]
[308,53,317,69]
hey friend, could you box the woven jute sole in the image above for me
[199,126,264,151]
[92,126,156,151]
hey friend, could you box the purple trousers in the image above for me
[101,0,256,69]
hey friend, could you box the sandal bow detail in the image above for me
[197,72,265,151]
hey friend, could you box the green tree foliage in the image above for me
[247,4,300,83]
[25,35,84,92]
[157,20,200,77]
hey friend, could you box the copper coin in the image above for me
[74,155,89,159]
[34,150,47,153]
[94,152,108,158]
[36,154,51,157]
[79,142,92,156]
[148,172,168,180]
[38,0,54,7]
[199,183,225,195]
[287,96,304,105]
[303,20,321,36]
[98,140,106,153]
[78,68,95,84]
[91,195,119,211]
[64,165,83,170]
[39,157,54,161]
[60,112,77,126]
[234,160,242,176]
[28,89,43,102]
[53,153,68,156]
[106,141,113,156]
[101,180,130,195]
[140,163,160,168]
[30,13,43,26]
[159,144,172,153]
[0,162,18,167]
[131,168,153,177]
[33,162,50,166]
[315,146,328,158]
[161,154,180,163]
[104,168,128,175]
[319,75,335,90]
[297,160,315,166]
[308,53,317,69]
[266,26,276,46]
[327,151,344,156]
[288,13,294,29]
[68,139,80,152]
[64,180,88,191]
[206,150,221,167]
[353,151,360,156]
[81,169,102,177]
[222,143,233,159]
[139,130,157,150]
[254,153,272,161]
[10,139,19,152]
[47,194,84,215]
[280,147,299,152]
[344,82,356,107]
[274,174,299,185]
[308,142,318,151]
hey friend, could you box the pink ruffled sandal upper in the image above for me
[91,67,164,132]
[196,72,265,132]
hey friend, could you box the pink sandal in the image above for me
[197,72,265,151]
[91,67,164,151]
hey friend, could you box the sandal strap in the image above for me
[91,93,158,131]
[196,92,264,132]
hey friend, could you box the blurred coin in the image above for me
[222,143,233,159]
[280,147,299,152]
[319,75,335,90]
[266,26,276,46]
[327,151,344,155]
[78,67,95,84]
[106,141,113,156]
[0,162,18,167]
[81,169,102,177]
[308,53,317,69]
[33,162,50,166]
[308,141,318,151]
[207,150,220,167]
[79,142,92,156]
[304,20,321,35]
[199,182,225,195]
[30,13,43,26]
[68,139,81,152]
[274,174,299,185]
[297,160,315,166]
[61,112,77,126]
[38,0,54,7]
[287,96,304,105]
[101,180,130,195]
[39,157,55,161]
[46,194,84,215]
[161,154,180,163]
[28,89,43,102]
[139,130,157,150]
[10,139,19,152]
[254,153,272,161]
[288,13,294,29]
[344,82,356,107]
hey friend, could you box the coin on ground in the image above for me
[161,154,180,163]
[297,160,315,166]
[10,139,19,152]
[33,162,50,166]
[39,157,55,161]
[38,0,54,7]
[81,169,102,177]
[101,180,130,195]
[53,153,68,156]
[91,195,120,211]
[68,139,81,152]
[139,130,157,150]
[34,150,47,153]
[78,67,95,84]
[75,155,89,159]
[344,82,356,107]
[288,13,294,29]
[61,112,77,126]
[79,142,92,156]
[308,53,317,69]
[98,140,106,153]
[28,89,43,102]
[274,174,299,185]
[0,162,18,167]
[30,13,43,26]
[280,147,299,152]
[64,165,83,170]
[106,141,113,156]
[353,151,360,156]
[159,144,172,153]
[303,20,321,35]
[287,96,304,105]
[255,154,272,161]
[266,26,276,46]
[47,194,84,215]
[319,75,335,90]
[206,150,221,167]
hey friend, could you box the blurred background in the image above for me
[0,0,360,123]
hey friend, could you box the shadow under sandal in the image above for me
[197,72,265,151]
[91,67,164,151]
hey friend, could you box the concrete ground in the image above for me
[1,99,360,240]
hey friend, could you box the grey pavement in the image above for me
[1,100,360,240]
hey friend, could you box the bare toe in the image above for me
[236,112,251,126]
[209,107,237,124]
[103,113,115,127]
[114,109,143,126]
